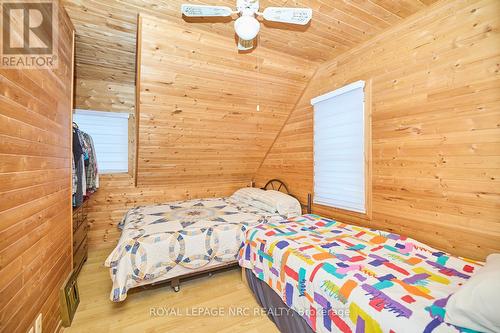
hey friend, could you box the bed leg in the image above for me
[171,278,180,292]
[241,268,247,283]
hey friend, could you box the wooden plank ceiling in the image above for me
[63,0,437,113]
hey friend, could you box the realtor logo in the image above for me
[1,0,58,68]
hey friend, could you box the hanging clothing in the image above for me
[72,157,77,195]
[82,132,99,193]
[72,124,99,207]
[76,129,87,199]
[73,128,84,162]
[74,155,84,207]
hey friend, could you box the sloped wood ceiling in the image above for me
[63,0,438,113]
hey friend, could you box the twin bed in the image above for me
[105,180,489,333]
[105,179,308,301]
[239,214,484,333]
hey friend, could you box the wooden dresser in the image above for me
[72,199,89,276]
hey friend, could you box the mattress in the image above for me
[238,214,484,333]
[105,196,284,302]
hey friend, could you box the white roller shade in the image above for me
[312,81,366,213]
[73,110,129,174]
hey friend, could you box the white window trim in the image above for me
[311,80,365,106]
[311,80,367,214]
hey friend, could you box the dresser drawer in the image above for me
[72,215,87,233]
[72,201,88,232]
[73,219,88,254]
[73,236,88,273]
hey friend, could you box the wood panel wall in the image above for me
[0,3,74,332]
[66,0,136,114]
[254,0,500,261]
[74,79,135,114]
[136,14,316,186]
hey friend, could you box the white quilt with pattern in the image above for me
[105,197,284,301]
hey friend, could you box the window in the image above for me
[311,81,366,213]
[73,110,129,174]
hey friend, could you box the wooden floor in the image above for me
[65,249,279,333]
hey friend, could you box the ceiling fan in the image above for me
[181,0,313,51]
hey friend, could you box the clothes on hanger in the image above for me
[82,132,99,192]
[72,157,77,195]
[72,124,99,207]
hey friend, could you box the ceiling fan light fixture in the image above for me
[181,1,313,50]
[234,15,260,40]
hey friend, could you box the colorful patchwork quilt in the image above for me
[105,197,284,302]
[238,214,484,333]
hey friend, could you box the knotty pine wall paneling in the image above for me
[254,0,500,260]
[136,14,316,186]
[0,3,74,332]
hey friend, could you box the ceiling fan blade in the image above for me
[237,38,254,51]
[181,4,234,17]
[262,7,312,25]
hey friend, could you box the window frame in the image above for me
[311,80,372,219]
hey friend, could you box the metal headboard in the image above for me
[260,179,312,214]
[262,179,290,194]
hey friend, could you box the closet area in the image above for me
[72,123,99,276]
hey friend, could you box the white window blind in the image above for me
[311,81,366,213]
[73,110,129,174]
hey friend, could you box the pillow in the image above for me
[444,253,500,333]
[256,190,302,218]
[246,199,278,214]
[230,187,268,204]
[230,187,301,217]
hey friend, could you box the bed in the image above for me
[105,180,310,302]
[239,214,484,333]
